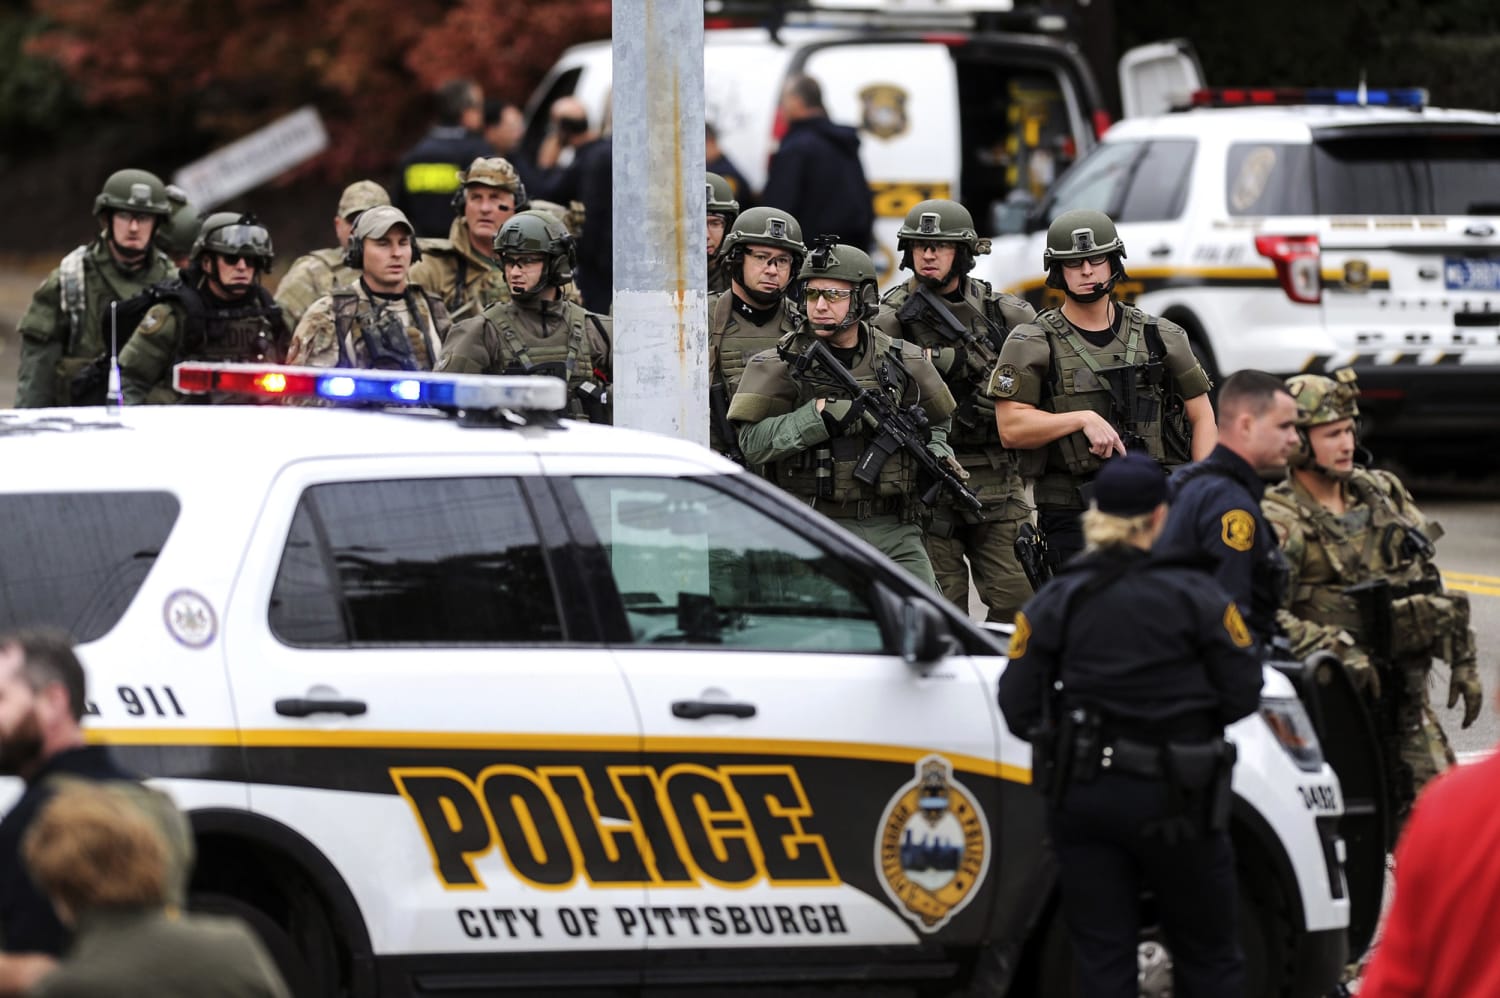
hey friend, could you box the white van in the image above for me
[522,3,1202,288]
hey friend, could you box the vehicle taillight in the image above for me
[1254,234,1322,304]
[1092,109,1112,139]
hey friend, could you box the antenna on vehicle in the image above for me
[107,300,123,412]
[1357,70,1368,107]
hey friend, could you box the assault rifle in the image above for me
[708,380,746,465]
[791,339,982,513]
[1343,577,1413,808]
[895,284,1003,430]
[1094,362,1157,457]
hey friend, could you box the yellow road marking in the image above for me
[1444,571,1500,584]
[1446,581,1500,597]
[1444,572,1500,597]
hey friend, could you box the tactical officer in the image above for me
[119,212,288,404]
[273,179,391,329]
[1156,370,1300,652]
[727,241,958,587]
[437,210,612,422]
[875,199,1036,622]
[155,185,200,272]
[287,206,450,370]
[999,453,1260,998]
[705,171,741,295]
[1263,370,1481,818]
[707,206,807,463]
[409,157,525,320]
[15,169,176,407]
[991,209,1217,565]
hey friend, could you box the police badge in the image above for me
[875,756,990,932]
[859,83,910,141]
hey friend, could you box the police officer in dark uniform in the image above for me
[999,453,1261,998]
[1156,370,1302,650]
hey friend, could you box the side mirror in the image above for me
[900,597,951,665]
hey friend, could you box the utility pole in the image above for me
[611,0,708,443]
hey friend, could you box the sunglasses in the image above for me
[216,253,261,267]
[802,287,854,303]
[1061,254,1110,269]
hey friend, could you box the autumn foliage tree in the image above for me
[23,0,610,177]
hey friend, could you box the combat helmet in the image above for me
[155,185,201,261]
[1287,368,1360,471]
[1042,208,1128,298]
[457,157,527,210]
[191,212,274,269]
[797,238,878,326]
[706,172,741,225]
[94,168,172,221]
[895,198,990,280]
[719,207,806,264]
[494,210,576,298]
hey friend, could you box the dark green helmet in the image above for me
[156,185,201,258]
[494,209,576,285]
[896,199,984,254]
[719,206,806,264]
[94,169,171,219]
[192,212,274,268]
[1042,208,1126,268]
[798,241,877,286]
[706,172,740,223]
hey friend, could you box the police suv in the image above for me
[0,366,1351,997]
[981,87,1500,456]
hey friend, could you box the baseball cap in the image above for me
[1092,453,1168,516]
[337,180,392,220]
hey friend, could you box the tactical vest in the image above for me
[710,292,797,393]
[772,328,920,511]
[486,301,606,421]
[53,243,176,400]
[180,285,285,365]
[329,287,442,371]
[1266,469,1440,638]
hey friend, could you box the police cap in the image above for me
[1093,453,1168,516]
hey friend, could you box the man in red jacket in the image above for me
[1359,742,1500,996]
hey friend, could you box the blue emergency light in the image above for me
[1190,87,1428,109]
[171,362,568,413]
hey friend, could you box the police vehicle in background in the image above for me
[982,86,1500,462]
[525,0,1202,289]
[0,365,1352,997]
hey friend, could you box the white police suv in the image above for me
[0,365,1354,997]
[981,87,1500,457]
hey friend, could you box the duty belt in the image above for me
[815,496,903,520]
[1098,737,1170,779]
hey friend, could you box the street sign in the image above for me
[172,107,329,209]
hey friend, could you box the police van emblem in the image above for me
[164,589,217,648]
[1343,259,1371,291]
[859,83,909,141]
[876,756,990,933]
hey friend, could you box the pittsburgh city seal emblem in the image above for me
[876,756,990,933]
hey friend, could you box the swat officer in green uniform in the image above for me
[727,242,957,587]
[437,210,612,422]
[409,157,525,320]
[1263,370,1482,819]
[16,169,177,407]
[875,199,1036,622]
[706,172,741,295]
[287,206,450,370]
[273,179,391,330]
[119,212,289,404]
[707,206,806,462]
[155,184,200,272]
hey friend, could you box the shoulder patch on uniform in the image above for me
[1223,602,1252,648]
[1220,509,1255,552]
[989,363,1021,399]
[1008,610,1030,658]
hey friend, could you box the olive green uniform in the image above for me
[273,247,360,330]
[988,305,1209,565]
[876,276,1035,621]
[29,908,289,998]
[15,240,176,407]
[437,296,612,422]
[728,326,957,588]
[288,281,450,370]
[708,255,733,295]
[409,218,512,320]
[707,290,800,458]
[118,284,289,404]
[1263,468,1471,816]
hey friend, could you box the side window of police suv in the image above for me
[571,477,885,653]
[268,477,563,646]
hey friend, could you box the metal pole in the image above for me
[611,0,708,443]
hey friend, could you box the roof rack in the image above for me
[172,363,569,426]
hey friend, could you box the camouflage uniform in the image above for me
[874,199,1036,622]
[287,282,449,370]
[17,169,177,407]
[1263,372,1480,818]
[273,180,391,329]
[409,216,511,320]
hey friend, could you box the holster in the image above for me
[1165,738,1237,834]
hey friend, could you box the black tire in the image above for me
[190,890,322,998]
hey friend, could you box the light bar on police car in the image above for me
[171,362,568,412]
[1190,87,1428,109]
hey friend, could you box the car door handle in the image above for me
[1149,243,1172,257]
[671,700,756,720]
[275,698,368,718]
